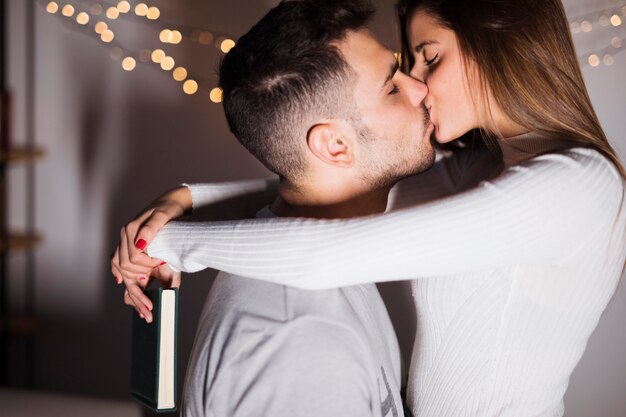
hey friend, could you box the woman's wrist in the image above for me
[159,186,193,217]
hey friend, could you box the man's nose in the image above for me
[403,74,428,108]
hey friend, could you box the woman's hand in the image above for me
[111,186,192,320]
[122,264,181,323]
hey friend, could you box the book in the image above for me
[131,288,178,412]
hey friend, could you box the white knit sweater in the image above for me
[148,134,626,417]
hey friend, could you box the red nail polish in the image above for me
[138,276,146,281]
[135,239,147,250]
[159,261,167,266]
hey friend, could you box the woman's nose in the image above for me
[409,64,425,84]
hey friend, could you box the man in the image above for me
[118,0,434,415]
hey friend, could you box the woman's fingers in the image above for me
[126,281,153,322]
[134,207,178,252]
[153,265,181,289]
[170,271,181,289]
[124,289,146,319]
[119,227,154,276]
[111,248,123,284]
[125,214,163,269]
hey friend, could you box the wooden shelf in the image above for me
[0,147,45,164]
[0,232,43,253]
[0,315,41,338]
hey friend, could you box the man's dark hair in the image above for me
[219,0,375,183]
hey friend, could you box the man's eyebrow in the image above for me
[414,40,438,53]
[381,60,400,91]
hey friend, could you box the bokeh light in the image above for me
[61,4,75,17]
[46,2,59,14]
[220,39,236,53]
[122,57,137,71]
[173,67,188,81]
[210,88,223,103]
[183,80,198,95]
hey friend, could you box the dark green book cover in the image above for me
[131,287,178,412]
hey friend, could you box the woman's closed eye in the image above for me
[425,53,439,66]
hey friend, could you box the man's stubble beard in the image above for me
[351,105,435,190]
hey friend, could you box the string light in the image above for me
[46,2,59,14]
[151,48,165,63]
[117,1,131,14]
[147,7,160,20]
[172,67,188,81]
[61,4,75,17]
[94,21,108,34]
[599,15,610,27]
[110,47,123,60]
[611,14,622,26]
[160,29,173,43]
[90,4,103,15]
[198,32,214,45]
[603,54,614,66]
[42,2,238,101]
[76,12,89,25]
[588,54,600,67]
[210,87,223,103]
[183,80,198,95]
[160,56,175,71]
[171,30,182,44]
[101,29,115,43]
[220,39,236,53]
[135,3,148,16]
[139,49,152,62]
[570,21,581,34]
[122,57,137,71]
[611,37,622,49]
[581,20,593,32]
[106,7,120,20]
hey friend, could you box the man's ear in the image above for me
[307,122,355,168]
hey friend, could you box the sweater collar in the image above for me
[497,131,575,168]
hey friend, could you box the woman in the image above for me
[112,0,625,415]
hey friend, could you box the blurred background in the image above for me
[0,0,624,416]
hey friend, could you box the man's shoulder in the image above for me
[219,315,375,383]
[203,274,376,368]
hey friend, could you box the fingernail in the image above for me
[116,276,122,284]
[139,312,144,318]
[135,239,147,250]
[159,261,167,266]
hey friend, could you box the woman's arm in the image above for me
[112,178,278,320]
[184,179,279,219]
[147,149,623,289]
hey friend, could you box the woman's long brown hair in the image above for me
[397,0,626,178]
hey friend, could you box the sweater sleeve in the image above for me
[183,178,278,211]
[148,149,624,289]
[180,178,279,221]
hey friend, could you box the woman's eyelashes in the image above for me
[425,53,439,66]
[389,84,400,95]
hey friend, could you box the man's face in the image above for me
[339,29,435,189]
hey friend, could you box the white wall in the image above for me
[5,0,625,415]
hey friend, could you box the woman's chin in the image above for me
[434,131,455,144]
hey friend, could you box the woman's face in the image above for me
[407,10,481,143]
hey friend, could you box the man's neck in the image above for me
[271,184,391,219]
